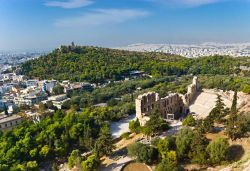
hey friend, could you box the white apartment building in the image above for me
[48,94,70,109]
[26,80,38,87]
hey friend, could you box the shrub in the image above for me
[68,150,80,169]
[26,161,38,171]
[155,151,178,171]
[175,127,194,160]
[121,132,130,140]
[206,138,229,165]
[128,142,158,164]
[81,155,99,171]
[129,119,141,133]
[182,115,196,127]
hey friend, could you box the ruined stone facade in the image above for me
[136,76,200,125]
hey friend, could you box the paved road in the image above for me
[110,115,136,139]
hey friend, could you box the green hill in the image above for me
[21,45,249,83]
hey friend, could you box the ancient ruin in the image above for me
[135,76,200,125]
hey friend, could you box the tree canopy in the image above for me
[0,109,108,170]
[21,46,250,83]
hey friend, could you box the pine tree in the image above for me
[226,90,248,140]
[94,124,114,158]
[143,110,170,137]
[231,90,237,114]
[226,113,248,140]
[209,94,226,122]
[83,124,93,150]
[215,94,225,113]
[188,131,209,164]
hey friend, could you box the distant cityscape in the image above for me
[0,51,47,73]
[1,42,250,73]
[119,42,250,58]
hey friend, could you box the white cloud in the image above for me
[55,9,149,27]
[174,0,224,6]
[45,0,93,9]
[149,0,227,7]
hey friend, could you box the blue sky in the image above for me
[1,0,250,51]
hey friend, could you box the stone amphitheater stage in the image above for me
[189,89,234,119]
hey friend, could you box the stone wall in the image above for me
[135,92,159,125]
[182,76,200,106]
[135,76,200,126]
[159,93,185,119]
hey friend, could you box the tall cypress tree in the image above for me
[226,90,248,140]
[231,90,237,114]
[209,94,225,122]
[94,124,114,158]
[215,94,225,113]
[188,131,209,164]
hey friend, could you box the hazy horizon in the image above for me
[1,0,250,51]
[2,41,250,53]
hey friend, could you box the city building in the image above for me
[64,82,93,95]
[26,80,38,87]
[38,80,57,93]
[0,100,6,109]
[25,109,54,123]
[48,94,70,109]
[0,115,23,131]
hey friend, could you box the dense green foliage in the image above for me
[68,150,81,169]
[67,150,99,171]
[226,112,249,140]
[226,91,250,140]
[81,155,100,171]
[198,75,250,94]
[182,115,196,127]
[175,127,194,160]
[157,138,170,158]
[188,131,209,165]
[22,46,189,83]
[94,124,114,157]
[231,90,238,114]
[127,142,158,164]
[129,119,141,133]
[206,138,229,165]
[155,151,178,171]
[0,109,112,170]
[52,84,64,95]
[142,110,170,136]
[209,94,228,123]
[21,46,250,83]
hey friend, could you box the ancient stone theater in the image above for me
[135,76,200,125]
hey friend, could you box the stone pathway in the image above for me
[110,115,136,139]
